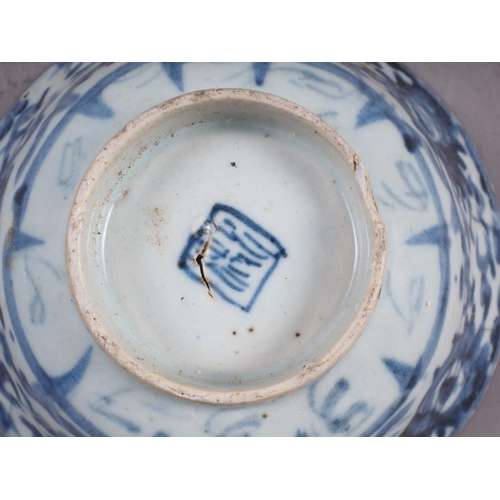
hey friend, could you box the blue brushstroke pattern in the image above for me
[406,224,449,247]
[1,63,143,436]
[383,358,416,392]
[308,378,372,434]
[49,346,92,398]
[161,63,184,91]
[252,62,271,86]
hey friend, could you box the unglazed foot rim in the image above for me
[66,88,387,405]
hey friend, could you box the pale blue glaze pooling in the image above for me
[0,62,498,436]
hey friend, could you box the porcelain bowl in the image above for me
[0,62,499,436]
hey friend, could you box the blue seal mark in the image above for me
[178,204,287,312]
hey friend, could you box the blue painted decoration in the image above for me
[161,63,184,92]
[178,203,287,312]
[252,62,271,86]
[0,62,499,436]
[383,358,417,392]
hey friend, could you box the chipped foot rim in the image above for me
[66,88,387,405]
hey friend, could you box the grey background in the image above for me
[0,62,498,437]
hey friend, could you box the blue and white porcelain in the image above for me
[1,62,499,436]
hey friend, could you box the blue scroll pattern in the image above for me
[345,63,500,436]
[0,63,120,436]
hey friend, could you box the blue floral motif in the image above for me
[346,62,500,436]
